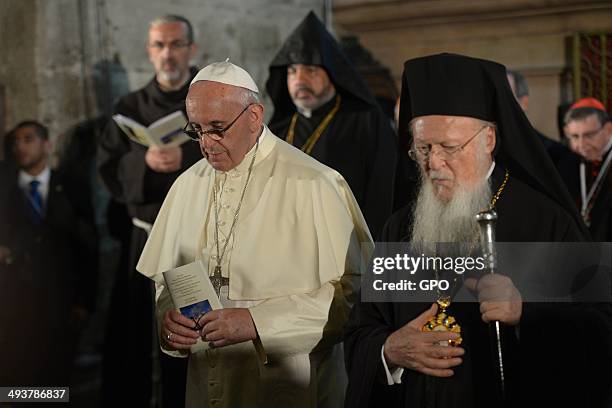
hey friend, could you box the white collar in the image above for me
[18,166,51,187]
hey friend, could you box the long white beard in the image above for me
[411,176,492,246]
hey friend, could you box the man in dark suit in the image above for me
[0,121,97,386]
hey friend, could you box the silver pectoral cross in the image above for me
[210,265,229,297]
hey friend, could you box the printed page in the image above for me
[162,259,222,353]
[148,110,191,146]
[112,114,153,146]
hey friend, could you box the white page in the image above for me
[112,114,154,146]
[147,111,191,147]
[163,259,222,353]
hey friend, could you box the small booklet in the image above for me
[162,260,268,364]
[113,110,190,147]
[163,259,222,353]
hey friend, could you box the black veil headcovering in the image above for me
[266,11,376,125]
[399,53,588,237]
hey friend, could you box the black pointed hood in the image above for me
[266,11,376,125]
[398,53,588,238]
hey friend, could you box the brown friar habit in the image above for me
[98,68,202,407]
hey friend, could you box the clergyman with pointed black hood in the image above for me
[266,11,401,238]
[344,53,612,408]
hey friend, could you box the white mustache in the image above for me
[429,171,453,181]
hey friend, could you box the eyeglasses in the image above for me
[408,125,488,163]
[148,41,192,52]
[183,104,253,142]
[566,126,604,142]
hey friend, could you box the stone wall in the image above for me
[0,0,38,158]
[334,0,612,140]
[3,0,611,152]
[0,0,325,156]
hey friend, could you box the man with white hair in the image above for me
[98,14,202,407]
[137,60,371,407]
[344,54,612,408]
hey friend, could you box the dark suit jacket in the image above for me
[0,165,97,385]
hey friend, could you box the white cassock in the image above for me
[137,126,373,408]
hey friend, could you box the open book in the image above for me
[162,260,267,363]
[113,110,191,147]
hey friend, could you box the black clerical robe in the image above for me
[269,95,398,238]
[97,70,201,407]
[586,149,612,242]
[344,167,612,408]
[266,11,404,238]
[536,130,582,198]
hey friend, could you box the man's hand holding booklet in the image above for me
[162,260,267,364]
[162,260,222,353]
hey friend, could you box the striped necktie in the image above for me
[27,179,43,225]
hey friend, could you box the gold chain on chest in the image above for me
[286,94,341,155]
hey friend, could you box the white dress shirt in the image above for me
[18,166,51,205]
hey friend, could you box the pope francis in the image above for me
[136,60,372,408]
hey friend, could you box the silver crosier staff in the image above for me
[475,209,506,402]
